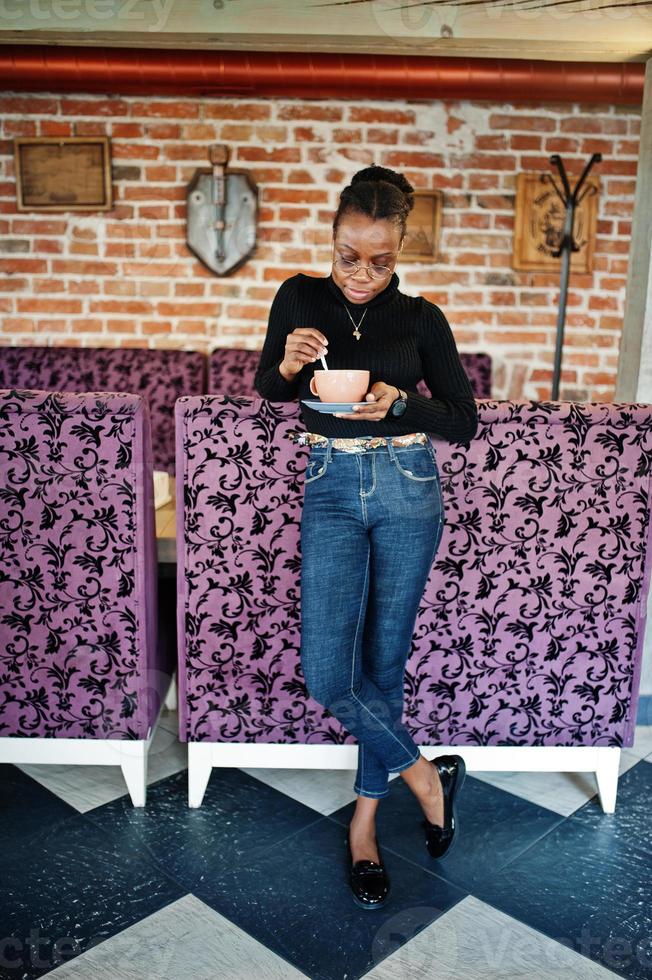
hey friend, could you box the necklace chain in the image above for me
[343,305,368,341]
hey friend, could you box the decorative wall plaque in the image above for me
[401,189,442,261]
[14,137,113,212]
[512,172,599,273]
[186,144,258,276]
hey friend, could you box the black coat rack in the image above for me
[546,153,602,400]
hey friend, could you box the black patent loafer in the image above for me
[345,834,390,910]
[422,753,466,859]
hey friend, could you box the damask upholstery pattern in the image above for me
[0,388,169,740]
[208,348,493,399]
[208,348,263,397]
[0,347,206,473]
[176,395,652,749]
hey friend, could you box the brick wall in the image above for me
[0,93,640,401]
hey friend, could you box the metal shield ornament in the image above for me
[186,145,257,276]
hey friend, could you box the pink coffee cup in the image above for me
[309,369,370,403]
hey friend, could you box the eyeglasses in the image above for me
[332,248,398,281]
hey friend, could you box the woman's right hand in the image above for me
[279,328,329,380]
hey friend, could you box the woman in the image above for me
[254,165,478,910]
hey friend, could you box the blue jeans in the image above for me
[299,437,446,799]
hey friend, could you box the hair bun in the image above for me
[333,165,415,234]
[351,165,415,202]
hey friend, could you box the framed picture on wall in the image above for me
[401,189,442,261]
[512,172,599,273]
[14,137,113,212]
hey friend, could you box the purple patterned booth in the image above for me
[208,347,493,399]
[0,389,175,806]
[0,346,206,474]
[175,395,652,810]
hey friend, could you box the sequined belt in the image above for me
[287,428,430,453]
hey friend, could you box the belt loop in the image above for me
[326,438,333,463]
[385,436,397,463]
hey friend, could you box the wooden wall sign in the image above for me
[512,172,599,273]
[401,189,442,261]
[14,137,113,212]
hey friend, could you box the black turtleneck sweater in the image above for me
[253,271,478,443]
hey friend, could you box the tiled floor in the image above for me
[3,707,652,980]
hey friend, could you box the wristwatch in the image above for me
[389,388,408,417]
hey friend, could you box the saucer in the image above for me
[301,399,368,415]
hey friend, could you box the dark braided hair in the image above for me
[333,165,415,241]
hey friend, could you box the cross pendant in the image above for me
[353,329,361,340]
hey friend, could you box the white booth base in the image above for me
[0,674,180,808]
[187,741,622,813]
[0,665,622,816]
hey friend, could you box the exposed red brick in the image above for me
[278,207,312,222]
[263,267,310,280]
[204,103,271,120]
[404,130,435,146]
[237,147,301,163]
[130,101,199,119]
[39,121,72,137]
[287,169,316,184]
[489,114,556,132]
[367,128,398,144]
[544,137,579,152]
[16,298,83,314]
[4,120,37,136]
[0,97,58,114]
[339,148,374,164]
[325,168,346,183]
[382,151,445,168]
[226,304,269,320]
[60,99,129,116]
[277,105,343,121]
[263,187,329,204]
[476,135,508,151]
[219,123,254,141]
[510,135,541,151]
[113,143,159,160]
[332,128,362,143]
[560,116,627,134]
[349,107,415,124]
[245,167,285,183]
[147,124,181,139]
[294,126,324,142]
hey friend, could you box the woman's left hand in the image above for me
[333,382,399,420]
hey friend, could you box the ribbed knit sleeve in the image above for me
[400,299,479,443]
[253,277,302,401]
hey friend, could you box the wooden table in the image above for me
[156,497,177,564]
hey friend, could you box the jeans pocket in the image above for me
[393,446,439,482]
[304,455,329,484]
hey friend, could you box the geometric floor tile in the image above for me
[470,759,652,980]
[239,763,400,815]
[364,894,623,979]
[81,767,325,895]
[1,805,186,980]
[329,771,566,895]
[47,893,309,978]
[0,762,79,853]
[5,703,651,980]
[190,813,467,980]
